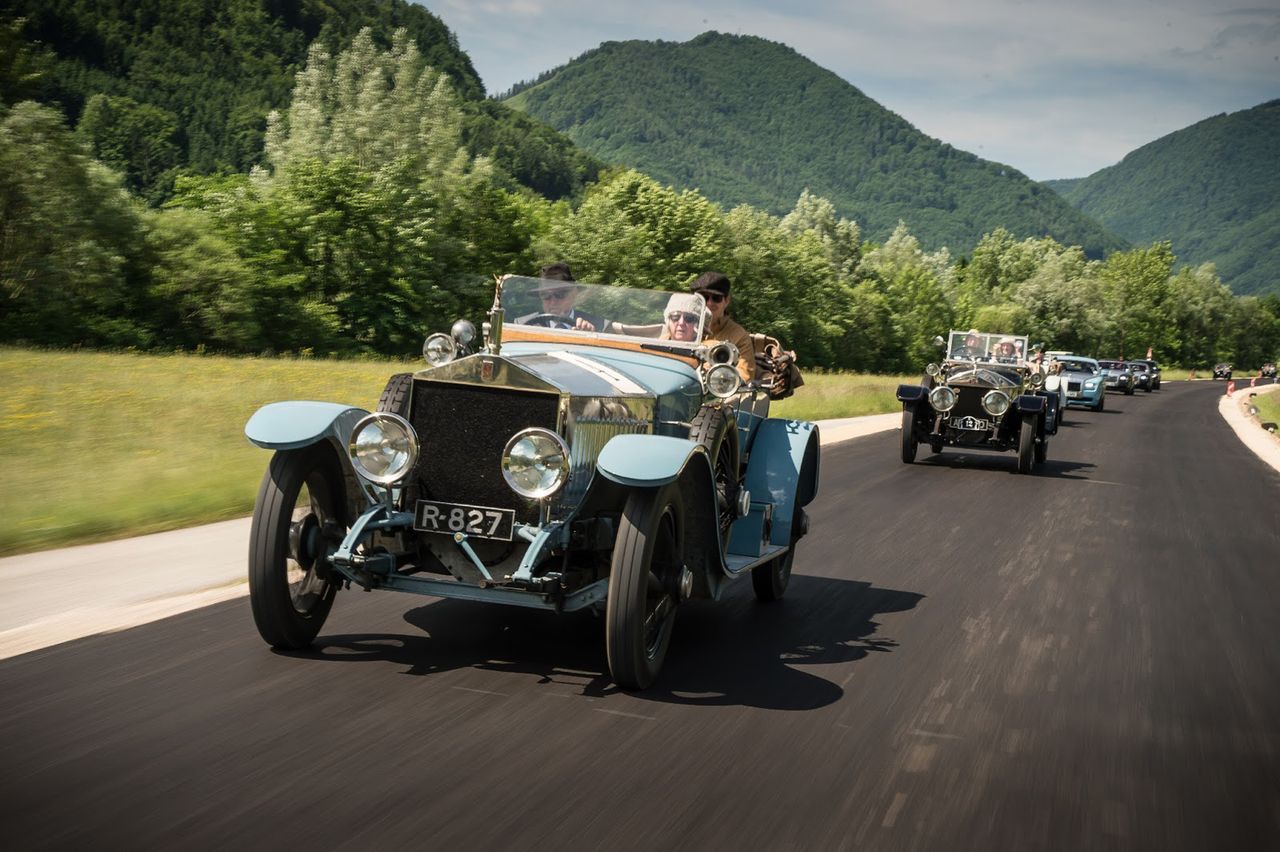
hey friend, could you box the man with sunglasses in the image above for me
[517,262,602,331]
[691,271,754,382]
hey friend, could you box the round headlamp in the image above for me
[451,319,477,346]
[1027,370,1045,388]
[423,333,457,366]
[981,390,1011,417]
[926,363,941,377]
[706,364,741,398]
[349,413,419,486]
[929,385,957,412]
[501,427,570,500]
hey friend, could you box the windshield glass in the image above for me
[1097,360,1124,369]
[1127,362,1147,372]
[1059,359,1098,374]
[503,276,707,345]
[946,330,1029,364]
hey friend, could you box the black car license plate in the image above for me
[951,415,992,431]
[414,500,515,541]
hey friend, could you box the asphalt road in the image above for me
[2,381,1278,851]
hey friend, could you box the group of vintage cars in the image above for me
[244,273,1201,689]
[896,332,1164,474]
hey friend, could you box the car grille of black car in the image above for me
[946,387,991,422]
[410,380,560,525]
[1067,381,1082,392]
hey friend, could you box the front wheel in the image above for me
[1093,395,1105,412]
[1017,417,1036,474]
[249,445,347,649]
[1034,430,1048,465]
[607,483,684,690]
[1125,385,1134,395]
[900,408,919,464]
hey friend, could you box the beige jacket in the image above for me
[705,315,755,383]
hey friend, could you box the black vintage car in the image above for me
[1261,362,1277,379]
[896,331,1054,474]
[1213,363,1233,380]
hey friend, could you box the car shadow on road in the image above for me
[917,453,1096,479]
[287,575,923,712]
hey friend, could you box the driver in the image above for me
[517,263,602,331]
[954,329,985,358]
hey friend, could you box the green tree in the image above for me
[75,94,181,200]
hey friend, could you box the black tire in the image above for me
[690,405,740,549]
[249,445,347,649]
[1034,430,1047,465]
[752,506,804,602]
[1017,417,1035,474]
[378,372,413,417]
[1143,385,1152,393]
[1125,385,1134,395]
[929,440,943,454]
[1093,395,1104,412]
[900,407,918,464]
[606,483,683,690]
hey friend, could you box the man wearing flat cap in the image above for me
[691,271,754,382]
[517,262,602,331]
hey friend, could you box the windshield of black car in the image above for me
[946,330,1028,363]
[1059,360,1097,374]
[503,276,707,345]
[1098,361,1124,369]
[1128,363,1147,372]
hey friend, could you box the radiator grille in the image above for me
[411,380,560,525]
[945,386,990,423]
[557,418,650,510]
[1067,380,1082,392]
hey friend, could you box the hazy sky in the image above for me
[423,0,1278,181]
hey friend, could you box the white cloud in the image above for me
[419,0,1280,178]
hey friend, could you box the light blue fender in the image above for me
[244,401,370,451]
[743,419,820,546]
[596,434,709,487]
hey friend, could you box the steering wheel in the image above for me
[522,313,576,329]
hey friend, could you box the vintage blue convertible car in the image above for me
[244,275,820,689]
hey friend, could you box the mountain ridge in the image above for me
[505,31,1125,257]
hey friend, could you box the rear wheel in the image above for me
[249,445,347,649]
[1034,429,1048,465]
[900,408,919,464]
[1017,417,1035,474]
[606,484,683,690]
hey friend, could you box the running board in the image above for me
[725,544,789,576]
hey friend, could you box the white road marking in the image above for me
[595,708,656,721]
[881,792,908,828]
[451,686,507,697]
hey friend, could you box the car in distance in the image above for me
[1133,358,1161,390]
[1057,356,1106,411]
[897,330,1054,474]
[1261,362,1276,379]
[243,275,820,690]
[1096,359,1136,395]
[1126,360,1154,392]
[1213,363,1233,381]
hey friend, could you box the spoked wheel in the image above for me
[900,407,919,463]
[752,505,805,602]
[1017,417,1036,474]
[690,405,740,550]
[249,445,347,649]
[607,483,684,690]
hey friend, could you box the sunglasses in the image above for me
[539,289,573,300]
[697,291,726,304]
[667,311,700,325]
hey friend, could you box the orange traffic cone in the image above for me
[1226,380,1235,396]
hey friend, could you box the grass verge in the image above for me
[1,348,911,555]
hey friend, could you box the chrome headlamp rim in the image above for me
[501,427,571,500]
[348,412,420,486]
[925,362,941,377]
[929,385,957,412]
[1026,370,1044,388]
[706,363,741,399]
[423,332,457,366]
[981,389,1011,417]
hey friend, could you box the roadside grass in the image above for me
[1252,388,1280,430]
[0,348,912,555]
[0,347,408,556]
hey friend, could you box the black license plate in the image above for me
[951,415,992,431]
[414,500,515,541]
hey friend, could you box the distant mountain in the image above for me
[504,32,1124,257]
[1047,100,1280,296]
[1,0,599,200]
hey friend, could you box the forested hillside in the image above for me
[0,0,600,201]
[504,32,1124,258]
[1046,100,1280,296]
